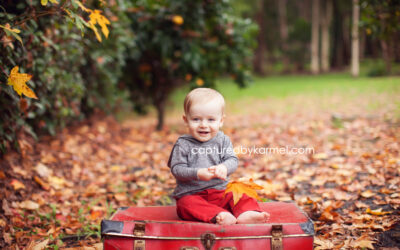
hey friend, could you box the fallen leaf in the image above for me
[48,176,66,189]
[34,176,50,191]
[35,163,52,178]
[313,153,328,160]
[366,207,391,216]
[18,200,40,210]
[351,235,375,249]
[28,238,49,250]
[361,190,375,198]
[11,179,25,190]
[314,237,334,250]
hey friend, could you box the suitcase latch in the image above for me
[134,222,146,250]
[201,233,216,250]
[271,225,283,250]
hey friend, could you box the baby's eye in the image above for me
[208,119,215,122]
[192,118,200,121]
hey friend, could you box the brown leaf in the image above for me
[360,190,375,198]
[27,238,49,250]
[18,200,40,210]
[11,179,25,190]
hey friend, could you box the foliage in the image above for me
[0,0,135,154]
[360,0,400,41]
[122,0,258,129]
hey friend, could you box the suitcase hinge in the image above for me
[271,225,283,250]
[134,222,146,250]
[201,233,216,250]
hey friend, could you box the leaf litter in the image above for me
[0,108,399,249]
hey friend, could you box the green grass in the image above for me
[168,72,400,116]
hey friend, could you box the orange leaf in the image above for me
[365,207,391,216]
[34,176,50,191]
[11,179,25,190]
[224,179,263,205]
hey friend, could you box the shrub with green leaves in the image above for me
[123,0,258,129]
[0,0,135,154]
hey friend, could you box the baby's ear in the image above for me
[182,115,188,124]
[220,115,225,127]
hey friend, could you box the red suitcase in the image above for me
[101,202,314,250]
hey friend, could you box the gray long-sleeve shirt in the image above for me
[167,131,238,198]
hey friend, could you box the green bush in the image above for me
[0,1,135,154]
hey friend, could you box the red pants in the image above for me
[176,189,262,223]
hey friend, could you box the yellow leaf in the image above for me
[89,22,102,42]
[225,179,263,205]
[172,15,184,25]
[75,0,90,12]
[41,0,48,6]
[0,23,21,33]
[49,0,58,3]
[89,9,110,41]
[366,207,391,216]
[196,78,204,86]
[7,66,37,99]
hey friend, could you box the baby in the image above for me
[168,88,269,225]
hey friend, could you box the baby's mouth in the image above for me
[198,131,209,136]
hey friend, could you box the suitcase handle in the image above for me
[201,233,216,250]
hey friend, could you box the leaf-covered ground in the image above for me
[1,92,400,249]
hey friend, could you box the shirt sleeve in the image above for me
[168,143,198,181]
[221,136,238,175]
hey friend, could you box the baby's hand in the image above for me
[197,168,214,181]
[208,164,227,180]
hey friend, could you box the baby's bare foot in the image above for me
[215,212,237,225]
[236,211,270,224]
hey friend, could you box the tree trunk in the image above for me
[351,0,360,77]
[311,0,320,74]
[321,0,332,72]
[278,0,289,71]
[155,100,165,131]
[380,39,392,74]
[253,0,266,75]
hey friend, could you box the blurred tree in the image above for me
[277,0,289,71]
[360,0,400,74]
[321,0,332,72]
[311,0,320,74]
[331,1,351,69]
[124,0,257,130]
[351,0,360,77]
[253,0,266,75]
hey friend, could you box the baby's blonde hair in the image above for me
[184,88,225,115]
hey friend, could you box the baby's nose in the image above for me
[200,120,208,126]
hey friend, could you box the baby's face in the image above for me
[183,100,224,142]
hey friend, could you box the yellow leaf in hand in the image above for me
[225,179,263,205]
[7,66,38,99]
